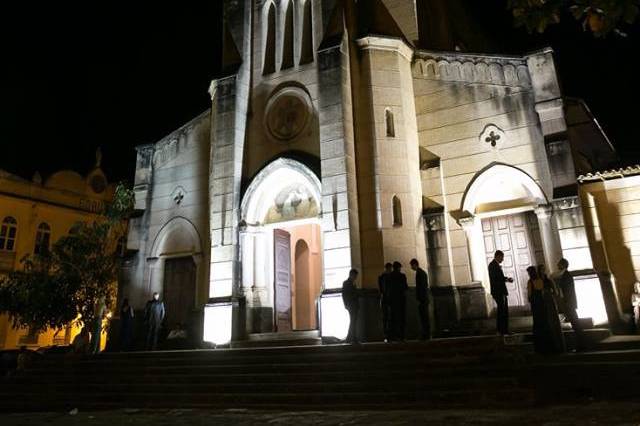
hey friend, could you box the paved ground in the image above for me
[2,402,640,425]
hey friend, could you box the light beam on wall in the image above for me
[203,303,233,345]
[575,275,608,325]
[319,292,349,340]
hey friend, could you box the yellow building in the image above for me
[0,158,117,350]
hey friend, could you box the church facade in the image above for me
[123,0,631,345]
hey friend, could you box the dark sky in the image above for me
[1,2,638,183]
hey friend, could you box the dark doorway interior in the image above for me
[163,257,197,330]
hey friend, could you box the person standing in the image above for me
[389,262,408,342]
[488,250,513,336]
[410,259,431,340]
[145,292,165,351]
[538,265,566,354]
[119,298,135,351]
[342,269,360,344]
[378,263,393,342]
[554,258,585,351]
[90,296,107,354]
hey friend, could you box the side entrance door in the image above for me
[163,257,197,328]
[274,229,292,332]
[482,213,538,310]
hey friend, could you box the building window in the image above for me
[0,216,18,251]
[263,3,277,75]
[281,0,294,70]
[385,108,395,138]
[299,0,314,65]
[392,196,403,227]
[34,222,51,255]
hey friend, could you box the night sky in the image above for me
[1,2,638,184]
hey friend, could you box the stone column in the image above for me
[535,204,563,273]
[239,230,254,302]
[459,216,486,285]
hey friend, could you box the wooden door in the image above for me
[482,213,535,308]
[274,229,292,332]
[163,257,196,328]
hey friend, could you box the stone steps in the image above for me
[3,338,640,412]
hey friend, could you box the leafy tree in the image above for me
[507,0,640,36]
[0,183,134,334]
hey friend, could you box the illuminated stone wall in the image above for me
[580,170,640,316]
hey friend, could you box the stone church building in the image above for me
[122,0,634,345]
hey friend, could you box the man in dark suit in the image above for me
[378,263,393,342]
[488,250,513,335]
[555,258,585,350]
[388,262,408,342]
[410,258,431,340]
[342,269,359,344]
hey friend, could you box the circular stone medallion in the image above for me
[264,87,312,143]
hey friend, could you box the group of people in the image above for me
[71,292,167,355]
[343,250,582,353]
[342,258,431,344]
[120,292,167,352]
[489,250,583,353]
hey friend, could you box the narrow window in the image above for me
[263,3,276,75]
[116,236,126,257]
[392,196,403,227]
[281,1,294,70]
[385,108,395,138]
[0,216,18,251]
[299,0,314,65]
[34,222,51,255]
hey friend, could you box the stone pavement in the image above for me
[2,402,640,426]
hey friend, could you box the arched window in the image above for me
[0,217,18,251]
[281,1,294,70]
[34,223,51,255]
[299,0,314,65]
[385,108,395,138]
[392,195,403,227]
[263,3,277,75]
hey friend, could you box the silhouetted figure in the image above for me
[528,266,565,354]
[72,327,91,355]
[488,250,513,335]
[388,262,408,342]
[411,258,431,340]
[145,292,165,351]
[119,298,134,351]
[553,258,585,351]
[538,265,566,354]
[342,269,360,344]
[90,296,106,354]
[378,263,393,342]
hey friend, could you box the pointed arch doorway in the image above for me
[240,159,323,333]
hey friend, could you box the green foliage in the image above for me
[0,183,134,333]
[507,0,640,36]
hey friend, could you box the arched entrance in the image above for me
[148,217,204,333]
[240,158,323,333]
[459,164,561,311]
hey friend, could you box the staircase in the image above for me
[1,336,639,412]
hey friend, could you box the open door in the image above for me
[274,229,292,332]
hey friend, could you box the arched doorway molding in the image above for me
[147,216,204,303]
[461,163,548,216]
[239,158,323,332]
[458,163,561,291]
